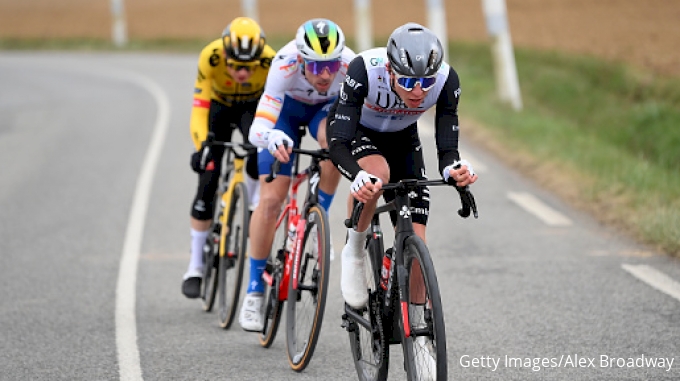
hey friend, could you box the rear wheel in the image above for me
[285,206,330,371]
[259,211,288,348]
[217,182,249,329]
[347,232,389,381]
[399,236,447,381]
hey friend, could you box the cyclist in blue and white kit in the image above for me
[240,18,356,331]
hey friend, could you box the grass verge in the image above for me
[449,41,680,256]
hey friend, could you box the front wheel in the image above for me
[285,206,330,372]
[217,182,249,329]
[201,226,220,312]
[399,236,447,381]
[346,233,389,381]
[259,211,288,348]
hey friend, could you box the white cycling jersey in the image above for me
[249,40,356,147]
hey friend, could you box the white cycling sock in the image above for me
[245,176,260,210]
[345,227,368,257]
[189,228,209,271]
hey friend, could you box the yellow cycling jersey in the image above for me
[190,38,275,149]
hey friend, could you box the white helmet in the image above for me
[295,19,345,61]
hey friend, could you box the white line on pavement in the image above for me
[507,191,573,226]
[111,71,170,381]
[622,264,680,303]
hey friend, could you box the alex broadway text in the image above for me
[459,354,675,372]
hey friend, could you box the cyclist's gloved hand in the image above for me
[190,141,213,173]
[443,159,477,186]
[267,130,294,155]
[350,170,382,203]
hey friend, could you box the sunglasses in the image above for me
[392,71,437,91]
[303,59,341,75]
[226,59,259,72]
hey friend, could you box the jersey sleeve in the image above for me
[434,66,462,176]
[328,56,369,180]
[189,44,215,150]
[248,54,292,148]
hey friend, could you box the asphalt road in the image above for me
[0,52,678,381]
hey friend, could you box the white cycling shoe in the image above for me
[239,293,264,332]
[340,243,368,309]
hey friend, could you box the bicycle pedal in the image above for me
[340,315,356,332]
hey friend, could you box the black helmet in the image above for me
[386,23,443,77]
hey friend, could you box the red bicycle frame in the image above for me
[262,170,310,301]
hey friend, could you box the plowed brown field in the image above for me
[1,0,678,77]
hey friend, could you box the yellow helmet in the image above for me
[222,17,266,62]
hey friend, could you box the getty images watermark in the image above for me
[459,354,675,372]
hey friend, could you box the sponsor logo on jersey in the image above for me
[340,86,348,101]
[365,102,426,116]
[410,207,429,216]
[264,94,283,105]
[344,75,363,90]
[370,57,384,66]
[280,59,298,72]
[209,52,220,67]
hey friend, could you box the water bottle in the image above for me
[380,248,392,290]
[285,218,297,253]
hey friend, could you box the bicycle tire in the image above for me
[285,205,331,372]
[259,211,288,348]
[399,235,447,381]
[202,162,231,312]
[217,182,249,329]
[347,232,389,381]
[202,220,221,312]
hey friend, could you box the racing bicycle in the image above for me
[201,137,256,330]
[257,141,332,372]
[342,178,478,381]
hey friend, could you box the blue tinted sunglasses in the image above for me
[393,71,437,91]
[303,59,341,75]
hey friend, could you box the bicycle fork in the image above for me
[290,216,307,292]
[262,248,293,301]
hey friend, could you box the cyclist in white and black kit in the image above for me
[327,23,478,310]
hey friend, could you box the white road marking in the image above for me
[112,71,170,381]
[507,191,573,226]
[622,264,680,303]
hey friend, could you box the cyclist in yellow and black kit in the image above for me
[182,17,276,298]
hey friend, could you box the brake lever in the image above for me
[264,140,289,183]
[456,186,478,219]
[344,202,365,229]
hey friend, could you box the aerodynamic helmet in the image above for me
[386,23,443,77]
[221,17,266,62]
[295,18,345,61]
